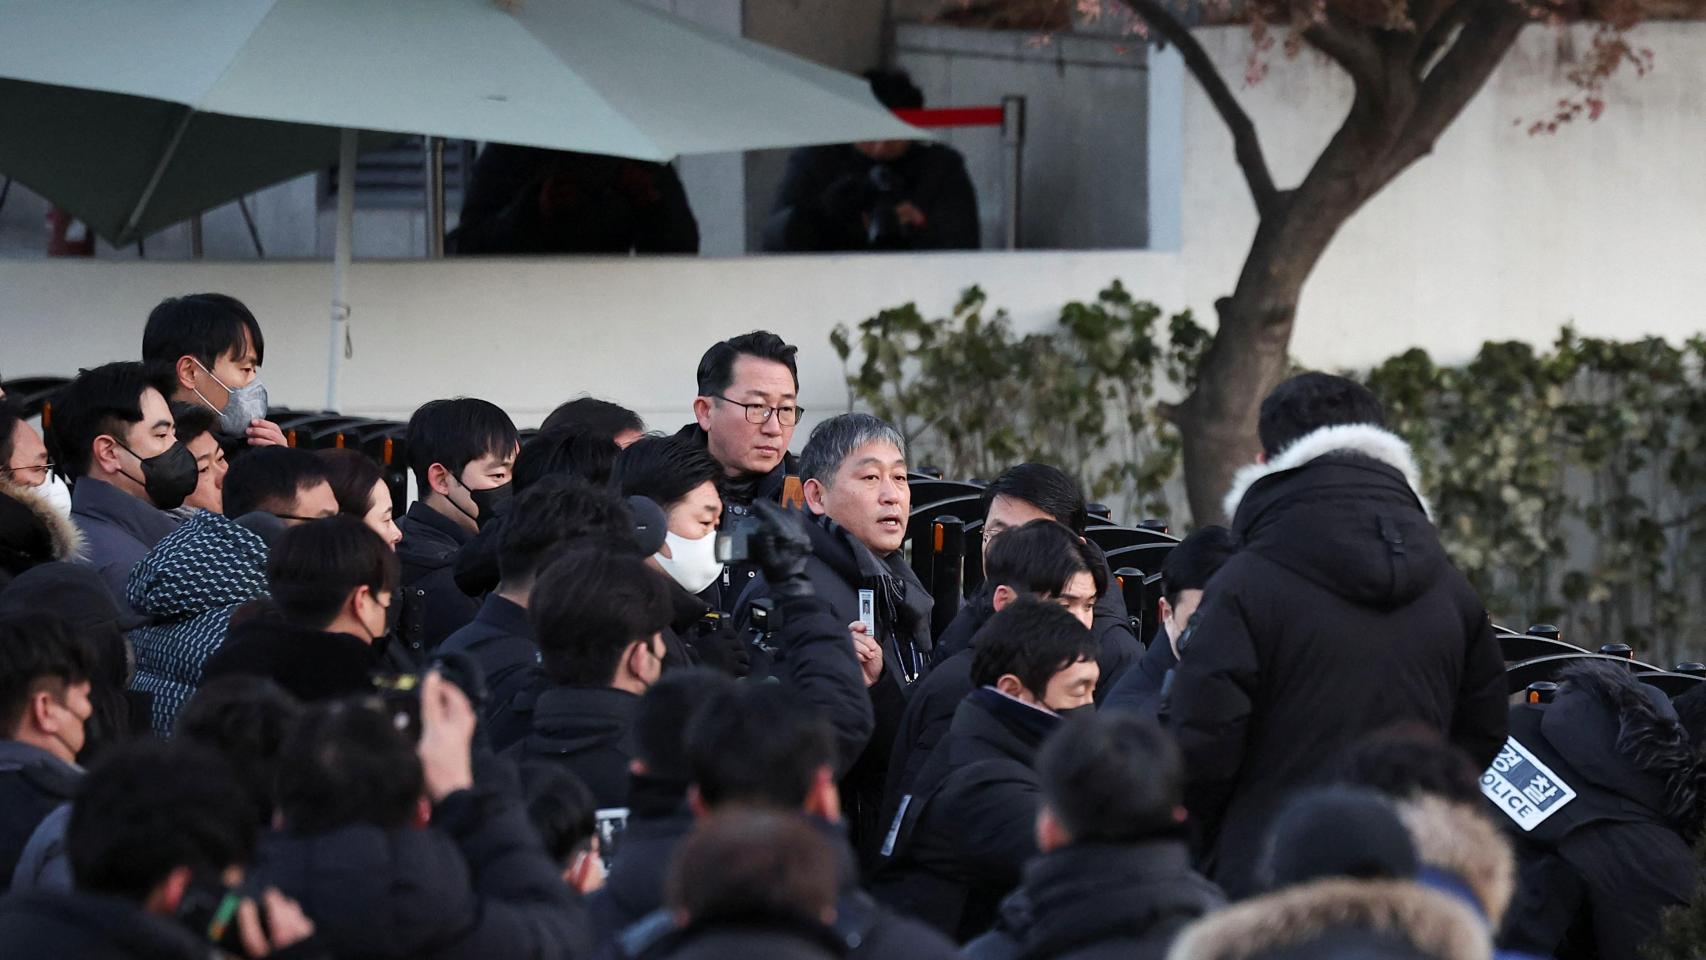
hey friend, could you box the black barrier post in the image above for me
[1114,567,1144,637]
[929,517,965,639]
[1528,624,1562,642]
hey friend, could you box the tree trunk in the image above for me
[1152,7,1530,526]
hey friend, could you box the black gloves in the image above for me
[686,613,753,679]
[751,500,814,600]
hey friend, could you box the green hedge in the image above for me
[835,283,1706,664]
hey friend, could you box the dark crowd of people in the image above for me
[2,292,1705,960]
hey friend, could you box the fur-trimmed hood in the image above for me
[1223,423,1431,524]
[0,475,84,564]
[1546,661,1706,835]
[1218,423,1447,611]
[1397,797,1515,926]
[1165,878,1490,960]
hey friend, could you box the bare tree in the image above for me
[1097,2,1648,522]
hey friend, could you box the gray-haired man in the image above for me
[739,412,932,866]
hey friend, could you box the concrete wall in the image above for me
[6,23,1705,428]
[1179,24,1706,370]
[0,250,1183,432]
[894,23,1151,249]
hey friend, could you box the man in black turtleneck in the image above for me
[673,331,802,610]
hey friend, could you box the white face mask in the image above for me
[655,529,723,595]
[36,473,73,520]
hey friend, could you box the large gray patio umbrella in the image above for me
[0,0,920,406]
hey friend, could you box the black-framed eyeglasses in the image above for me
[716,395,803,427]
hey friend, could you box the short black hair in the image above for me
[499,473,637,585]
[1039,711,1181,844]
[315,447,387,517]
[865,69,925,111]
[405,397,519,490]
[970,597,1099,694]
[46,361,167,477]
[69,739,257,902]
[612,435,722,510]
[277,699,424,833]
[540,397,644,441]
[984,519,1106,600]
[223,446,330,519]
[519,762,599,867]
[167,400,219,445]
[142,293,266,370]
[176,676,302,824]
[1258,372,1387,458]
[1161,525,1238,606]
[0,611,95,735]
[667,810,838,928]
[513,426,620,493]
[980,463,1090,535]
[1333,725,1484,807]
[267,516,399,629]
[695,331,799,397]
[531,548,674,686]
[635,668,739,781]
[687,684,836,809]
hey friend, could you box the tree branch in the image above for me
[1117,0,1281,217]
[1413,0,1476,78]
[1379,0,1526,181]
[1302,16,1386,90]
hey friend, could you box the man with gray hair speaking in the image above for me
[739,411,931,867]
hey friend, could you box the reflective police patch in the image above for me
[1481,737,1576,831]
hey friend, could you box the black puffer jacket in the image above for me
[202,615,379,703]
[254,785,591,959]
[964,841,1224,960]
[1168,424,1508,897]
[396,502,479,663]
[608,816,958,960]
[504,686,639,810]
[871,688,1055,941]
[0,888,214,960]
[1494,663,1706,960]
[739,514,931,865]
[0,742,79,895]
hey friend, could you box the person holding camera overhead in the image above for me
[762,70,981,253]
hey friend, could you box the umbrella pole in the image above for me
[326,127,358,412]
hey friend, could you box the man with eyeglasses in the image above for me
[676,331,805,607]
[0,404,66,514]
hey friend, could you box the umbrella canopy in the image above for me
[0,0,921,245]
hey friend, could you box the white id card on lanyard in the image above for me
[857,589,877,635]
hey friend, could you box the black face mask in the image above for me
[469,482,512,526]
[450,476,512,530]
[114,439,199,511]
[1051,704,1095,721]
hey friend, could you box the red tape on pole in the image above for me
[893,106,1005,129]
